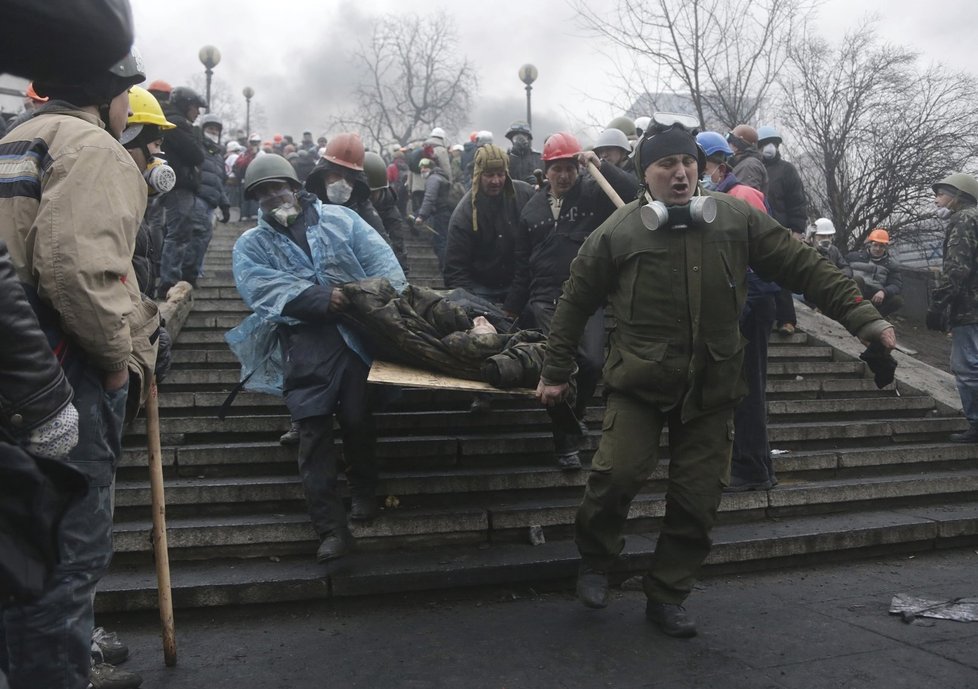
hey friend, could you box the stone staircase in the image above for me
[97,221,978,612]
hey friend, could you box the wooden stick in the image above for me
[146,376,177,666]
[586,161,625,208]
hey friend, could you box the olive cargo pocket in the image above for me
[700,334,749,410]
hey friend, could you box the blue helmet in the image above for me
[757,125,782,145]
[696,131,733,158]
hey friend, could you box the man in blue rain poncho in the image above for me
[227,154,406,563]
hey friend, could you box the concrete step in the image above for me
[108,468,978,561]
[95,502,978,611]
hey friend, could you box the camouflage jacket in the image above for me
[932,205,978,326]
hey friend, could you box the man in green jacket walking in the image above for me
[536,119,896,638]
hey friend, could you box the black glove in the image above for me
[925,309,947,332]
[859,340,898,389]
[219,204,231,223]
[154,326,172,382]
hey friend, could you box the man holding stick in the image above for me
[536,117,896,637]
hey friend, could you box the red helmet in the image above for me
[324,132,365,171]
[147,79,172,95]
[542,132,582,162]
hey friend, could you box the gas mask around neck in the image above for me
[639,191,717,231]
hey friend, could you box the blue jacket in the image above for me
[226,197,406,396]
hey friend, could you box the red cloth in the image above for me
[387,163,399,184]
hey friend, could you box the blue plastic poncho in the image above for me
[226,198,407,396]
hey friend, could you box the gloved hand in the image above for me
[925,309,947,332]
[25,403,80,459]
[155,326,173,382]
[219,204,231,223]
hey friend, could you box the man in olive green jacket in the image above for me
[536,122,896,638]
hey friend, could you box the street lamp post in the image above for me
[518,63,538,131]
[198,45,221,113]
[242,86,254,138]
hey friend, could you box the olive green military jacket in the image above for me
[932,205,978,327]
[542,191,885,422]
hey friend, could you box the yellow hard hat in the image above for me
[127,86,175,130]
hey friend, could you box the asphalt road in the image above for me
[98,547,978,689]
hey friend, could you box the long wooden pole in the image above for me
[145,375,177,666]
[586,161,625,208]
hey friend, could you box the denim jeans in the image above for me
[731,295,777,483]
[158,187,196,288]
[950,324,978,427]
[0,365,127,689]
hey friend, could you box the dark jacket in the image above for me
[542,191,884,421]
[931,205,978,327]
[372,187,410,270]
[0,240,73,435]
[815,243,852,278]
[730,149,769,196]
[417,167,454,222]
[161,104,205,192]
[508,148,543,186]
[764,154,807,233]
[505,161,639,314]
[444,180,535,292]
[846,248,903,297]
[197,136,229,209]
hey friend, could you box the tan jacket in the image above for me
[0,104,157,403]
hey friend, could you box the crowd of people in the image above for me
[2,2,977,688]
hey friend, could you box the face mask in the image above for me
[700,174,717,192]
[512,134,530,152]
[420,169,432,179]
[935,205,952,219]
[640,192,718,231]
[762,143,777,160]
[817,238,833,248]
[144,156,176,195]
[204,131,220,144]
[326,179,353,204]
[270,201,299,226]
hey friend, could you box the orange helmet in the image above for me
[147,79,172,95]
[324,132,365,171]
[867,228,890,244]
[469,131,478,143]
[730,124,758,147]
[273,133,283,143]
[26,82,48,103]
[542,132,582,162]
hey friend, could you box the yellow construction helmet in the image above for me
[127,86,175,130]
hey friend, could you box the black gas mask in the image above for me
[640,192,717,231]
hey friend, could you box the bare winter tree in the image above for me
[574,0,815,129]
[779,21,978,250]
[339,11,477,151]
[190,74,245,138]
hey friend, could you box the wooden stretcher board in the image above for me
[368,359,536,397]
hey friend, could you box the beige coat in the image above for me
[0,104,158,405]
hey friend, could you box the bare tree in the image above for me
[779,21,978,250]
[574,0,815,129]
[339,11,477,151]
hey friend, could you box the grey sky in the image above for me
[129,0,975,146]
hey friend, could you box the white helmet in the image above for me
[450,143,464,152]
[476,130,493,144]
[430,126,446,139]
[634,116,652,134]
[813,217,836,236]
[594,128,631,153]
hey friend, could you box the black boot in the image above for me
[949,427,978,443]
[316,533,352,563]
[576,566,609,609]
[350,495,378,522]
[645,602,697,638]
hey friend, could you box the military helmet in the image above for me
[756,125,782,146]
[170,86,207,112]
[243,154,300,199]
[933,172,978,205]
[199,113,223,132]
[594,128,631,153]
[363,151,389,191]
[506,120,532,140]
[607,115,637,140]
